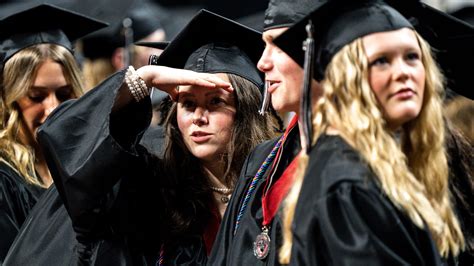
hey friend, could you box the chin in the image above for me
[191,149,216,161]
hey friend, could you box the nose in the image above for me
[43,94,60,118]
[393,58,411,81]
[192,107,208,126]
[257,46,272,72]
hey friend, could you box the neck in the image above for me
[203,165,232,218]
[203,164,226,188]
[35,149,52,187]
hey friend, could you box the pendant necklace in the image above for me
[210,186,232,204]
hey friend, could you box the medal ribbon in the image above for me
[261,116,299,226]
[233,115,298,235]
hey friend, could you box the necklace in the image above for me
[210,186,232,194]
[210,186,233,204]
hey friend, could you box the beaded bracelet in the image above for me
[125,65,150,102]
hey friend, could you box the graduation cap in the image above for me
[450,5,474,26]
[0,3,107,65]
[135,41,170,50]
[274,0,474,97]
[273,0,474,151]
[145,9,264,90]
[263,0,327,30]
[80,0,167,60]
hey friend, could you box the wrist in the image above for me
[125,65,150,102]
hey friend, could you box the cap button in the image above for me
[196,57,205,70]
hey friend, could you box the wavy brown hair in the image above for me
[158,73,280,240]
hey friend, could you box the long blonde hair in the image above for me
[0,43,84,187]
[280,32,464,263]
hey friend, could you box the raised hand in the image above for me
[136,65,233,100]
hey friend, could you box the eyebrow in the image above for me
[180,89,232,98]
[30,85,72,91]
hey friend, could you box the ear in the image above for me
[111,47,125,70]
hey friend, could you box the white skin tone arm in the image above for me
[113,65,234,111]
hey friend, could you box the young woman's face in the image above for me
[177,73,236,164]
[258,27,304,114]
[363,28,425,130]
[16,59,73,140]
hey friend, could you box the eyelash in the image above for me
[370,52,420,67]
[406,52,420,61]
[27,91,72,103]
[180,97,227,109]
[370,57,388,66]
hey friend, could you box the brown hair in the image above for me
[158,73,280,240]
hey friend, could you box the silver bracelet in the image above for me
[125,65,150,102]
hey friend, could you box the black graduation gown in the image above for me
[4,185,77,265]
[289,134,450,265]
[209,125,300,265]
[0,161,45,263]
[32,71,206,265]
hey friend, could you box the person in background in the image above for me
[79,0,168,90]
[0,3,105,262]
[22,10,280,265]
[273,0,470,264]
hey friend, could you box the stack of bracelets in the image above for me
[125,65,150,102]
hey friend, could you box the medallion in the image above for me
[221,195,230,204]
[253,227,271,260]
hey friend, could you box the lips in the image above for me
[266,80,280,93]
[391,88,416,100]
[190,131,212,143]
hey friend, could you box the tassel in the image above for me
[300,20,315,153]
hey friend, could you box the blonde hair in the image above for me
[0,43,84,187]
[280,32,464,263]
[82,57,116,91]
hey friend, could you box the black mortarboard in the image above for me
[135,41,170,50]
[263,0,326,30]
[80,0,167,60]
[274,0,418,81]
[274,0,474,99]
[272,0,474,152]
[145,9,264,89]
[450,5,474,25]
[0,3,107,65]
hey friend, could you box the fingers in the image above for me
[190,75,234,92]
[136,65,234,95]
[201,75,234,93]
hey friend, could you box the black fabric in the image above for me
[0,3,106,65]
[445,128,474,265]
[151,9,264,89]
[140,125,166,159]
[7,71,209,265]
[3,185,77,265]
[209,126,300,265]
[289,134,450,265]
[0,161,45,263]
[263,0,325,30]
[451,5,474,25]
